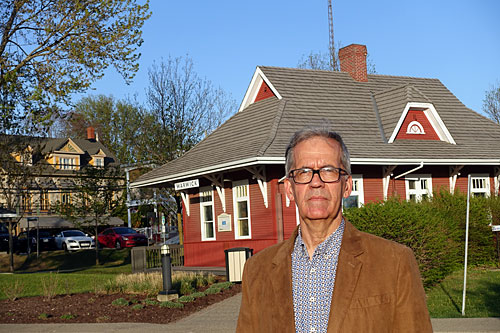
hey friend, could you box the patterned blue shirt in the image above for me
[291,219,345,333]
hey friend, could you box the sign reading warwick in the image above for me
[174,179,199,191]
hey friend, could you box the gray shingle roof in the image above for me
[133,66,500,187]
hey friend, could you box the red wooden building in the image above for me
[132,44,500,267]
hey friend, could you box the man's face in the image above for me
[284,136,352,225]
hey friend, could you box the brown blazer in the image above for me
[237,221,432,332]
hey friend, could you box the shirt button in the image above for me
[310,327,316,332]
[310,268,316,273]
[309,296,316,302]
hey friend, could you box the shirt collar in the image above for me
[294,218,345,258]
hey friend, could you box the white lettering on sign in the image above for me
[174,179,199,191]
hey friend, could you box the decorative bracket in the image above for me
[449,165,464,194]
[494,166,500,196]
[204,173,226,212]
[180,191,190,216]
[382,165,396,200]
[245,166,268,208]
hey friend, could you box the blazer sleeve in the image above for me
[393,246,433,333]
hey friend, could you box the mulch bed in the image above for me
[0,284,241,324]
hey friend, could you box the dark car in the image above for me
[16,230,56,253]
[98,227,148,249]
[0,223,16,252]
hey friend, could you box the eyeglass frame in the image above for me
[288,166,349,184]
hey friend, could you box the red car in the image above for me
[97,227,148,249]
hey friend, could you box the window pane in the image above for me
[238,219,249,237]
[343,195,359,209]
[352,180,358,191]
[238,201,248,218]
[205,222,214,238]
[421,179,428,190]
[203,205,213,222]
[409,194,416,202]
[408,180,416,190]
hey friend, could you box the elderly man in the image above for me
[237,127,432,332]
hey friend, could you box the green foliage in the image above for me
[0,0,151,133]
[159,301,184,308]
[60,313,76,320]
[111,297,130,306]
[131,304,144,310]
[210,281,233,290]
[344,191,498,288]
[190,292,206,299]
[179,279,196,296]
[178,295,195,303]
[204,286,221,295]
[38,313,50,320]
[144,298,158,306]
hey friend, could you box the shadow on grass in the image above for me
[466,279,500,317]
[439,283,461,314]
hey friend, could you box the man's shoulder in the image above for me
[244,238,293,271]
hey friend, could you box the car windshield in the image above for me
[114,227,137,235]
[64,231,85,237]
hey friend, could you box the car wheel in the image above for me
[62,243,68,252]
[115,240,122,249]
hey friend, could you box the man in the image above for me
[237,127,432,332]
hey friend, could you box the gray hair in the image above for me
[285,127,351,175]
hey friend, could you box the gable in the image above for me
[56,138,85,154]
[254,81,275,102]
[239,67,282,112]
[388,102,456,145]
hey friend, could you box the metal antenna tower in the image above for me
[328,0,338,71]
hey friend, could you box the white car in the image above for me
[55,230,95,251]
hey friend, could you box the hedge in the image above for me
[344,191,498,288]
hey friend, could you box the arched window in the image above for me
[406,121,425,135]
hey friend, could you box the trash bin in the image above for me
[224,247,253,283]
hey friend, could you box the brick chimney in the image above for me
[339,44,368,82]
[86,126,95,140]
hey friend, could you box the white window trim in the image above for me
[344,174,364,208]
[405,174,432,202]
[406,121,425,135]
[199,186,216,241]
[233,180,251,240]
[470,174,490,197]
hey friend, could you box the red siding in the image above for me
[395,109,440,141]
[254,81,275,102]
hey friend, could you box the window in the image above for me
[200,187,215,241]
[21,193,32,211]
[61,192,72,205]
[94,157,103,167]
[40,190,50,211]
[470,174,490,197]
[406,121,425,135]
[343,175,364,208]
[60,157,76,170]
[405,174,432,202]
[233,180,251,239]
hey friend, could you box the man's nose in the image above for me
[309,172,325,187]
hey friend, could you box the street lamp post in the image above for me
[157,244,178,302]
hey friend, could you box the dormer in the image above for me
[11,145,33,166]
[51,138,85,170]
[90,149,107,167]
[239,67,282,112]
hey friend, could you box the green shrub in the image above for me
[159,301,184,308]
[211,281,233,290]
[179,279,195,295]
[38,313,50,320]
[132,304,144,310]
[204,286,221,295]
[344,191,498,288]
[60,313,76,320]
[190,291,206,299]
[111,297,129,306]
[144,298,158,306]
[178,295,195,303]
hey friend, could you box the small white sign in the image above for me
[174,179,199,191]
[218,213,232,232]
[492,225,500,232]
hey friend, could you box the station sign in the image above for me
[174,179,199,191]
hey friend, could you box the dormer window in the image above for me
[406,121,425,135]
[94,157,103,167]
[61,157,76,170]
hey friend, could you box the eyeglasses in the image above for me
[288,167,348,184]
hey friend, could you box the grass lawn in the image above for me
[426,267,500,318]
[0,248,132,300]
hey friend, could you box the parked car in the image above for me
[97,227,148,249]
[0,223,16,252]
[16,230,56,253]
[54,230,95,251]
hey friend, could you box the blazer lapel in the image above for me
[327,221,364,333]
[270,228,297,332]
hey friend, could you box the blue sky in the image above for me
[87,0,500,116]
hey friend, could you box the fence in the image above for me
[131,244,184,273]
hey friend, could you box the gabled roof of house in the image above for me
[133,66,500,188]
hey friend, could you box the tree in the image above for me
[144,55,236,164]
[482,81,500,124]
[297,47,377,74]
[0,0,151,134]
[61,95,146,165]
[55,164,124,265]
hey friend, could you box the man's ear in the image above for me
[343,175,353,199]
[284,178,295,202]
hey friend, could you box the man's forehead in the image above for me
[293,137,342,164]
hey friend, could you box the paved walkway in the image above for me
[1,293,499,332]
